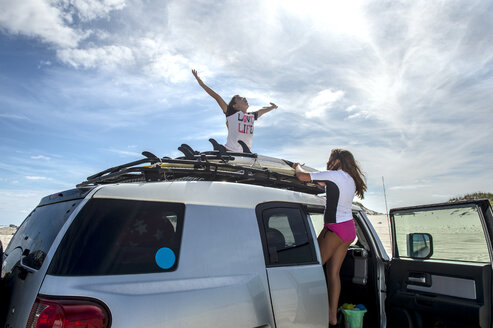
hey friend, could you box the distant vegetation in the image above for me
[449,192,493,205]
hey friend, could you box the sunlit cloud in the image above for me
[107,148,142,158]
[25,176,49,181]
[0,0,82,47]
[31,155,51,160]
[58,45,135,70]
[305,89,345,118]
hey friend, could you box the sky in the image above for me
[0,0,492,226]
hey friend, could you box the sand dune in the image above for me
[0,226,17,250]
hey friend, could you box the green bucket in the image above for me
[342,308,367,328]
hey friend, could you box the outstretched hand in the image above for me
[257,102,278,118]
[192,69,202,83]
[261,102,278,111]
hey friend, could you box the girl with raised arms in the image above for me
[192,69,277,152]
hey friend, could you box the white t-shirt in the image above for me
[309,170,356,224]
[225,110,258,152]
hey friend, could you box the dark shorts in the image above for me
[324,220,356,243]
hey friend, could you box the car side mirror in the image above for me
[407,233,433,259]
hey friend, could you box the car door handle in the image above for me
[408,276,426,284]
[352,248,368,258]
[406,272,431,286]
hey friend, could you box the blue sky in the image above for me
[1,0,492,226]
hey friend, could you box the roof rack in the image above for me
[77,139,324,195]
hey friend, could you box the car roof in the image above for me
[93,180,326,209]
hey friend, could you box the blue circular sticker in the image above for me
[155,247,176,269]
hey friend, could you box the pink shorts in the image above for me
[324,220,356,243]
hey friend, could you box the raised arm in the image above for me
[293,163,311,182]
[255,102,278,118]
[192,69,228,114]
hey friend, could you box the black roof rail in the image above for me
[77,143,324,195]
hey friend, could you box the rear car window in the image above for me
[4,199,83,270]
[48,199,185,276]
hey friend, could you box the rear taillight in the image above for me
[27,296,110,328]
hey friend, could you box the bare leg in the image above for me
[325,239,352,325]
[317,228,343,265]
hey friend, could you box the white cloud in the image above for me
[107,148,141,157]
[390,184,431,191]
[62,0,126,21]
[57,45,135,69]
[25,176,49,180]
[31,155,51,160]
[0,0,126,50]
[305,89,345,118]
[143,51,191,84]
[0,0,82,47]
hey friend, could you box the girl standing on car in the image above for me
[294,149,366,327]
[192,69,277,152]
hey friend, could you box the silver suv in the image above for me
[1,145,492,328]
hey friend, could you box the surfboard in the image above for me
[154,141,318,177]
[80,140,323,194]
[158,153,316,176]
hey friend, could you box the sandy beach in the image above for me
[0,226,17,250]
[366,215,392,255]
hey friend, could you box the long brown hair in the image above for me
[226,95,240,113]
[327,148,367,199]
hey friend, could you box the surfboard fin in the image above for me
[178,145,195,160]
[282,159,294,167]
[181,143,198,155]
[142,151,160,161]
[237,140,252,153]
[209,138,228,157]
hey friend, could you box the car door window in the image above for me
[257,203,317,266]
[392,204,490,262]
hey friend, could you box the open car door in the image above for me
[386,199,492,328]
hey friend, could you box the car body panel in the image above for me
[266,265,328,328]
[92,181,326,209]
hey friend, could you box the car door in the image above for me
[256,202,328,328]
[1,189,90,327]
[386,199,492,328]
